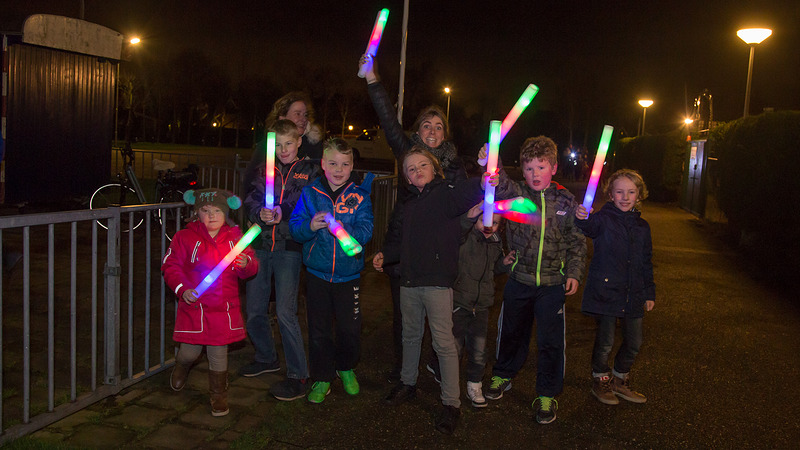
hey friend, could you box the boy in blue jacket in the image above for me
[289,138,374,404]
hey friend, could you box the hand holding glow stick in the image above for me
[194,224,262,300]
[324,213,363,256]
[357,9,390,78]
[478,84,539,165]
[493,197,541,225]
[264,132,276,210]
[483,120,502,228]
[582,125,614,211]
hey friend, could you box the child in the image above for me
[288,138,373,404]
[480,136,587,425]
[427,204,515,408]
[161,188,258,417]
[575,169,655,405]
[241,119,320,401]
[381,146,496,435]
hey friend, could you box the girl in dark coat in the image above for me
[575,169,655,406]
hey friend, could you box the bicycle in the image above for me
[89,143,199,240]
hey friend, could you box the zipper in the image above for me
[536,188,546,286]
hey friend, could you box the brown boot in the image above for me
[209,370,230,416]
[170,361,193,392]
[612,373,647,403]
[591,373,619,405]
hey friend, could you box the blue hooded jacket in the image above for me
[289,177,373,283]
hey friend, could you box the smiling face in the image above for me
[322,148,353,191]
[404,153,437,190]
[522,157,557,191]
[416,115,445,149]
[275,132,300,165]
[196,205,225,236]
[609,176,639,212]
[280,101,309,136]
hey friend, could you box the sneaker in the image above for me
[533,396,558,424]
[307,381,331,404]
[484,376,512,400]
[238,360,280,377]
[612,374,647,403]
[426,364,441,385]
[337,370,360,395]
[384,383,416,406]
[591,373,620,405]
[466,381,487,408]
[434,405,461,435]
[270,378,307,401]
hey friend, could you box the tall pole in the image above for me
[640,107,647,136]
[397,0,409,126]
[114,62,119,145]
[446,94,451,119]
[743,45,755,117]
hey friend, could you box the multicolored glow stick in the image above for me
[357,8,390,78]
[324,213,363,257]
[500,84,539,141]
[264,132,276,210]
[493,197,541,225]
[582,125,614,211]
[483,120,502,228]
[195,224,262,299]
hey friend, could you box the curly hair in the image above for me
[265,91,314,128]
[519,135,558,167]
[603,169,649,203]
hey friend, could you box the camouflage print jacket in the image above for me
[496,172,587,288]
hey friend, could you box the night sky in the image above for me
[3,0,799,148]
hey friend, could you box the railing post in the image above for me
[103,207,122,386]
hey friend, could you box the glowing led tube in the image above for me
[582,125,614,211]
[195,224,262,299]
[264,132,276,210]
[483,120,502,228]
[500,84,539,141]
[493,197,540,225]
[324,213,363,257]
[357,9,390,78]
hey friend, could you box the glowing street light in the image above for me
[129,37,141,45]
[638,99,654,136]
[444,87,451,119]
[115,36,141,145]
[737,28,772,117]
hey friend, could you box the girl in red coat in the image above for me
[161,189,258,416]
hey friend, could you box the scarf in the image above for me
[410,133,457,171]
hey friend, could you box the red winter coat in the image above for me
[161,221,258,345]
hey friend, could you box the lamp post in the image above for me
[638,99,653,136]
[443,87,451,119]
[114,37,140,146]
[737,28,772,117]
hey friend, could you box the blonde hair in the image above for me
[604,169,649,203]
[519,136,558,166]
[401,146,445,180]
[269,119,301,139]
[323,137,353,157]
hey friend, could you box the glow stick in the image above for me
[483,120,502,228]
[479,84,539,166]
[324,213,363,256]
[264,132,276,210]
[357,9,390,78]
[582,125,614,211]
[195,224,262,299]
[494,197,540,225]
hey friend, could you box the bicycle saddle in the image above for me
[152,159,176,171]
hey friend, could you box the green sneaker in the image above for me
[307,381,331,404]
[485,376,512,400]
[533,396,558,424]
[337,370,360,395]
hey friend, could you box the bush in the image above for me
[611,132,686,202]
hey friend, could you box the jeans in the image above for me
[591,315,643,375]
[400,286,461,408]
[429,307,489,383]
[244,249,308,379]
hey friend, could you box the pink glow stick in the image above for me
[324,213,363,256]
[494,197,540,225]
[357,9,390,78]
[483,120,502,228]
[479,84,540,166]
[582,125,614,210]
[195,224,262,299]
[264,132,276,210]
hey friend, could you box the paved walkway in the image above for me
[24,196,800,448]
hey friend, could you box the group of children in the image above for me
[160,119,656,434]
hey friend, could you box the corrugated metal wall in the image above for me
[5,43,114,203]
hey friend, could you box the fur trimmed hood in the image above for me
[305,122,323,145]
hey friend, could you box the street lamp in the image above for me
[114,36,141,145]
[443,87,451,119]
[737,28,772,117]
[638,99,653,136]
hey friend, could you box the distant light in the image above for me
[444,87,451,94]
[684,118,694,125]
[737,28,772,45]
[212,122,218,127]
[348,125,354,131]
[638,99,654,108]
[129,37,141,45]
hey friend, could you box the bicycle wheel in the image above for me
[89,183,144,232]
[158,189,191,241]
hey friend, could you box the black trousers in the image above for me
[306,273,362,382]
